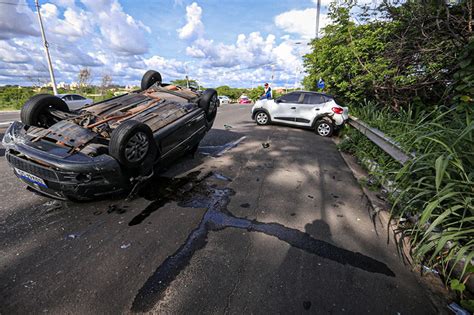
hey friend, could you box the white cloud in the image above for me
[177,2,205,40]
[275,8,331,39]
[0,0,39,39]
[144,55,185,79]
[0,41,31,63]
[81,0,151,55]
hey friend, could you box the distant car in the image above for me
[251,91,348,137]
[239,96,251,104]
[57,94,93,111]
[2,70,218,200]
[218,95,230,106]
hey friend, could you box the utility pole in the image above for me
[315,0,321,39]
[35,0,57,95]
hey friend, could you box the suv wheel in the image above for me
[315,119,334,137]
[199,89,218,130]
[109,120,157,168]
[20,94,69,128]
[255,111,270,125]
[141,70,162,91]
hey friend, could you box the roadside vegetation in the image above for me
[304,0,473,308]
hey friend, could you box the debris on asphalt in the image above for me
[240,203,250,208]
[93,211,102,216]
[337,214,344,218]
[120,243,131,249]
[224,124,232,129]
[213,173,232,182]
[422,265,439,274]
[448,302,470,315]
[290,213,296,216]
[307,195,314,199]
[67,234,79,239]
[42,200,62,212]
[262,142,270,149]
[107,204,126,214]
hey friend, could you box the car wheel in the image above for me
[141,70,162,91]
[109,120,157,168]
[255,111,270,125]
[315,119,334,137]
[20,94,69,128]
[199,89,218,130]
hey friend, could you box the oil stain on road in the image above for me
[129,171,395,312]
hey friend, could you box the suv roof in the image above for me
[293,90,334,99]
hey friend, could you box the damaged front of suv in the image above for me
[2,118,126,200]
[2,70,217,200]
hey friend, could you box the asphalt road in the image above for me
[0,104,442,314]
[0,110,19,126]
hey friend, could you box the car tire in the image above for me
[255,111,270,125]
[315,119,334,137]
[109,120,157,168]
[20,94,69,128]
[141,70,162,91]
[199,89,218,130]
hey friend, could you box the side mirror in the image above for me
[275,99,282,103]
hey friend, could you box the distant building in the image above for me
[125,84,138,91]
[57,82,69,89]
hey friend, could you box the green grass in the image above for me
[339,101,473,287]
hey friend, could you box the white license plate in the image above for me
[15,168,47,188]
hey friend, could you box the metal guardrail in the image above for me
[347,116,413,165]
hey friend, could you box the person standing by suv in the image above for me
[260,83,272,100]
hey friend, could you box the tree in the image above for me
[78,67,92,92]
[247,86,264,101]
[303,0,472,110]
[100,74,112,95]
[171,78,198,88]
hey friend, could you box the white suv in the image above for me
[251,91,348,137]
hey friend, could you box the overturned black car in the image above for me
[2,70,218,200]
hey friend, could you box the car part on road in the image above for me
[20,94,69,128]
[262,142,270,148]
[255,111,270,125]
[316,119,334,137]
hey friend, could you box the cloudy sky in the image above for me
[0,0,369,88]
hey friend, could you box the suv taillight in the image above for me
[332,107,343,114]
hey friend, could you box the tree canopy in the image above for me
[303,0,473,111]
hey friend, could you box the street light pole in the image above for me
[35,0,58,95]
[315,0,321,39]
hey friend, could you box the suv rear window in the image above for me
[279,93,300,103]
[303,93,329,104]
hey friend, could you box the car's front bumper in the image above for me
[3,122,128,200]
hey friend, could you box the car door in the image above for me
[272,92,303,125]
[71,95,87,110]
[295,93,328,126]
